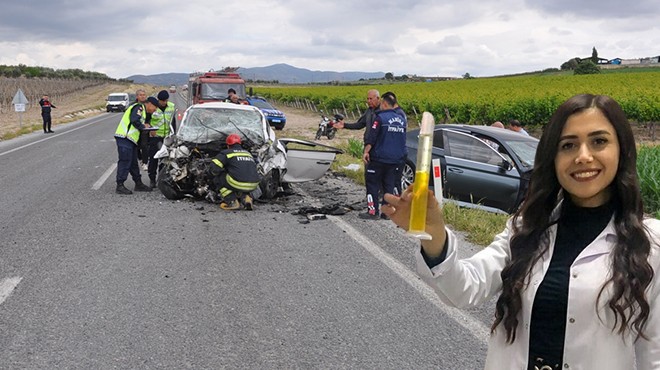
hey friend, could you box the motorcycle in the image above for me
[314,112,343,140]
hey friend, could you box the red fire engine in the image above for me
[186,71,246,107]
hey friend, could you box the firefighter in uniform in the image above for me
[210,134,260,210]
[114,96,160,194]
[146,90,177,188]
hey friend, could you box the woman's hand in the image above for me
[381,184,447,257]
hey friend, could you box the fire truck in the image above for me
[186,70,246,107]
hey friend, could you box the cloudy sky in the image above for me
[0,0,658,79]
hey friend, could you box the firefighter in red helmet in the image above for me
[210,134,261,210]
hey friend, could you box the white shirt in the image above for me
[416,215,660,370]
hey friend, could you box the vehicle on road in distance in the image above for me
[106,93,130,112]
[246,96,287,130]
[187,71,246,107]
[154,102,342,201]
[169,85,177,94]
[401,124,538,214]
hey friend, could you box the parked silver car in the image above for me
[154,102,342,201]
[402,124,538,214]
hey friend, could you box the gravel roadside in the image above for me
[0,83,158,138]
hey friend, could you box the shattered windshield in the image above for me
[178,106,266,145]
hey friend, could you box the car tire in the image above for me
[259,170,279,199]
[400,159,416,191]
[157,163,185,200]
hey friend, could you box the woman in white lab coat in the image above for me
[382,94,660,370]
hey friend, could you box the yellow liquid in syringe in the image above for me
[409,170,430,231]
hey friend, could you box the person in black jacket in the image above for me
[210,134,261,210]
[39,95,57,133]
[360,91,407,220]
[334,89,380,142]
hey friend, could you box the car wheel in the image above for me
[259,170,279,199]
[400,159,416,191]
[157,163,185,200]
[327,128,336,140]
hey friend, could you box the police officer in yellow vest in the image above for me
[114,96,160,194]
[210,134,261,210]
[146,90,177,188]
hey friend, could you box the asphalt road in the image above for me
[0,112,494,369]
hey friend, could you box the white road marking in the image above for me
[328,215,490,343]
[296,186,489,342]
[0,276,22,306]
[92,163,117,190]
[0,118,104,158]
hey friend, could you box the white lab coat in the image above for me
[416,213,660,370]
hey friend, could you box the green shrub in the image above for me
[638,145,660,217]
[574,61,601,75]
[344,138,364,158]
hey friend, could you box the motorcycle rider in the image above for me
[210,134,261,210]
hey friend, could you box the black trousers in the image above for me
[42,113,52,132]
[146,137,164,182]
[364,160,403,215]
[136,131,149,164]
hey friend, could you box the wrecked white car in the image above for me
[154,102,342,201]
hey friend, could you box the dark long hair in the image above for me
[492,94,653,342]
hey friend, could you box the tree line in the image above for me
[0,64,117,80]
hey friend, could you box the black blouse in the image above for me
[528,197,614,369]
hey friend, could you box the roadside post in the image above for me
[12,89,29,128]
[432,158,443,207]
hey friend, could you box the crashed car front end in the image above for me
[154,103,287,201]
[155,102,344,203]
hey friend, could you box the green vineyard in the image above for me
[254,70,660,127]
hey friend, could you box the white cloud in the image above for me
[0,0,657,78]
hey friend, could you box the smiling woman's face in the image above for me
[554,108,620,208]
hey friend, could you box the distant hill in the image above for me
[125,63,384,85]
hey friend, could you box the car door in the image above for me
[442,130,521,212]
[277,138,343,183]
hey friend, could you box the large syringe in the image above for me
[406,112,435,240]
